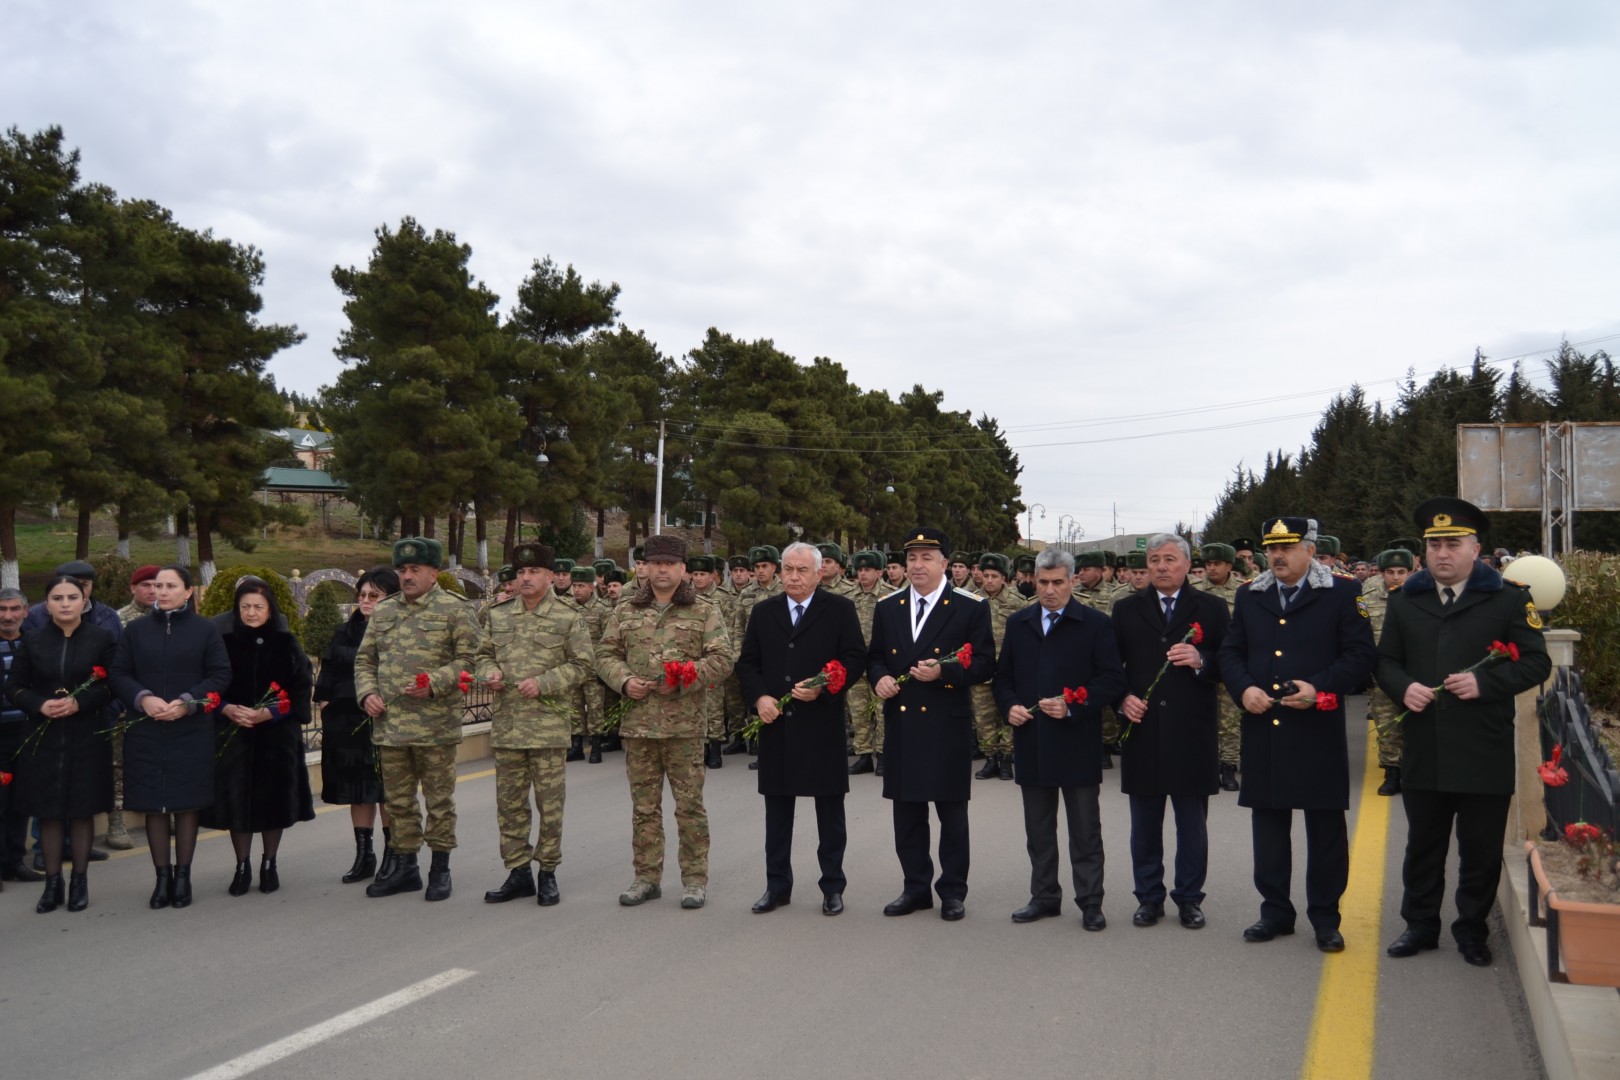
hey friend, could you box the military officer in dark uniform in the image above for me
[1219,517,1376,952]
[1377,498,1550,967]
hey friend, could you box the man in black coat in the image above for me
[1376,498,1551,967]
[993,548,1127,931]
[867,528,996,921]
[736,542,868,916]
[1220,517,1377,952]
[1113,534,1229,931]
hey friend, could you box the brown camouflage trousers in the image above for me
[847,680,884,756]
[971,683,1012,756]
[494,746,566,870]
[1217,695,1242,767]
[1367,686,1404,768]
[1102,707,1122,746]
[623,736,708,887]
[380,744,458,853]
[112,729,124,809]
[703,682,725,742]
[722,675,745,741]
[571,681,602,739]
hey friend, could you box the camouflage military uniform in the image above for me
[691,584,732,742]
[596,591,734,890]
[566,593,614,739]
[1361,577,1403,768]
[971,585,1025,757]
[847,579,894,756]
[727,578,781,739]
[1193,573,1243,768]
[354,583,482,854]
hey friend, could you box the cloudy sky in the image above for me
[10,1,1620,545]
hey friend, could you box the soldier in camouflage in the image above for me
[551,558,575,600]
[564,565,613,763]
[1072,551,1113,612]
[717,556,751,754]
[972,553,1027,781]
[477,543,594,907]
[1194,543,1244,791]
[687,555,731,768]
[596,534,734,909]
[884,550,907,591]
[106,564,161,849]
[355,537,482,902]
[816,543,857,598]
[846,549,895,776]
[722,545,781,758]
[1365,548,1412,795]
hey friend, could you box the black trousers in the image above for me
[1022,784,1103,909]
[893,799,969,902]
[0,723,27,867]
[1399,788,1511,944]
[1251,807,1348,931]
[1128,793,1207,907]
[763,794,847,896]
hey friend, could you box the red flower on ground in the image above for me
[1565,822,1604,845]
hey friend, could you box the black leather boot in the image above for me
[536,869,560,907]
[342,828,377,884]
[425,850,452,902]
[36,872,64,914]
[975,754,999,780]
[874,753,884,777]
[483,865,535,903]
[565,735,585,762]
[1219,763,1240,792]
[67,871,88,912]
[229,859,253,896]
[1378,766,1402,796]
[172,866,193,908]
[721,734,748,755]
[705,740,723,768]
[998,756,1014,781]
[848,753,874,775]
[259,856,280,894]
[367,851,422,897]
[1101,746,1114,770]
[150,867,173,910]
[587,735,603,764]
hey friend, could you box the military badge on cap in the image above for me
[1413,496,1488,539]
[903,528,949,553]
[511,542,554,571]
[1260,517,1315,546]
[570,566,596,584]
[392,536,444,569]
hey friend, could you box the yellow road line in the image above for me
[1300,723,1392,1080]
[101,766,497,861]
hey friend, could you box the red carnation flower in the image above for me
[414,672,431,689]
[92,666,107,680]
[1188,622,1204,645]
[954,643,973,668]
[456,670,474,694]
[203,692,222,712]
[1062,686,1089,706]
[822,660,847,695]
[1565,822,1604,845]
[0,771,11,786]
[1315,692,1338,711]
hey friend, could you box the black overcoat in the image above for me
[1220,573,1377,810]
[736,591,867,798]
[316,612,384,805]
[1113,587,1230,797]
[992,599,1127,789]
[867,585,996,803]
[7,622,117,819]
[109,603,233,813]
[201,621,316,833]
[1375,561,1551,795]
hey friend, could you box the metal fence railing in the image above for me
[1536,667,1620,840]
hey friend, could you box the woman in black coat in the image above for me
[202,577,315,897]
[109,565,232,910]
[7,575,117,913]
[315,567,398,884]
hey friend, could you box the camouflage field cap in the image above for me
[392,536,444,569]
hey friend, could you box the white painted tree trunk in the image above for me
[1,560,17,590]
[477,538,488,572]
[199,560,216,587]
[175,537,190,566]
[117,538,130,558]
[166,515,175,536]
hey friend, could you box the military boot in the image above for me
[565,735,585,762]
[998,756,1013,781]
[721,734,748,755]
[848,753,874,775]
[975,754,999,780]
[104,809,134,850]
[536,869,560,907]
[1219,763,1240,792]
[1101,746,1114,770]
[425,850,452,901]
[1377,766,1402,797]
[366,851,422,897]
[483,865,535,903]
[705,740,724,769]
[587,735,603,764]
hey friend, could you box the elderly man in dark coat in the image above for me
[1220,516,1377,952]
[1113,533,1230,931]
[993,548,1127,931]
[868,528,996,921]
[736,542,868,916]
[1377,498,1550,967]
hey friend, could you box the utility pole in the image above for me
[653,419,666,536]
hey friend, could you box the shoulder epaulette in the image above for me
[952,587,983,601]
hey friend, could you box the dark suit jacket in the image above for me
[1220,574,1376,810]
[867,584,996,803]
[1112,586,1229,797]
[1376,561,1551,795]
[992,598,1127,789]
[736,591,867,798]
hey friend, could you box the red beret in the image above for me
[130,565,161,585]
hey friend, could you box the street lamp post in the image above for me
[1026,503,1046,545]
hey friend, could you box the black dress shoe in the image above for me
[1458,940,1493,967]
[1011,901,1062,924]
[883,893,933,916]
[228,860,253,897]
[536,870,560,907]
[1386,928,1440,958]
[751,891,790,913]
[484,865,536,903]
[11,860,45,883]
[1178,902,1206,929]
[1132,902,1164,927]
[1315,928,1345,952]
[1242,919,1295,942]
[940,898,965,921]
[747,760,759,770]
[822,893,844,916]
[1082,906,1106,931]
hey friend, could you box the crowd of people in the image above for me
[0,498,1549,966]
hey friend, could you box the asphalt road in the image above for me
[1,698,1544,1080]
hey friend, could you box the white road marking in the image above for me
[182,968,477,1080]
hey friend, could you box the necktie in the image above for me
[792,602,804,626]
[1281,585,1298,609]
[1045,610,1060,636]
[1162,595,1175,622]
[1441,587,1455,610]
[914,597,928,638]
